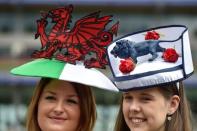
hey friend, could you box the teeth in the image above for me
[131,118,144,123]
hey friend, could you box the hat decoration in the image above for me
[107,25,194,91]
[114,30,180,74]
[145,30,160,40]
[11,5,119,91]
[162,48,179,63]
[11,8,193,92]
[32,4,119,69]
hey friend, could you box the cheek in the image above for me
[37,104,45,129]
[157,101,169,114]
[37,102,45,119]
[38,100,50,114]
[146,101,169,123]
[37,101,56,131]
[73,106,81,120]
[68,106,81,129]
[122,102,129,118]
[37,100,51,124]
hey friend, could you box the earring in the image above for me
[167,115,172,121]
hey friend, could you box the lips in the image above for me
[49,116,67,122]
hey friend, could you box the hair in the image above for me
[26,78,97,131]
[114,82,192,131]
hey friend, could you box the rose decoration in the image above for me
[145,30,160,40]
[119,58,136,74]
[162,48,179,62]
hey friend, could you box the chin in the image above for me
[41,126,66,131]
[129,125,148,131]
[130,128,146,131]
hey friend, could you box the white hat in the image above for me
[10,5,119,92]
[107,25,194,91]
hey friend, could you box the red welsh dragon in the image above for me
[32,5,119,68]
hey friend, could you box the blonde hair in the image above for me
[26,78,97,131]
[114,82,192,131]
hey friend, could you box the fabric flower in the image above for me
[119,58,136,74]
[162,48,179,62]
[145,30,160,40]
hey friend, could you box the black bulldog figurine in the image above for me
[111,39,166,63]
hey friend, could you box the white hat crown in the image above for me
[107,25,194,91]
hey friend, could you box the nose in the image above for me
[54,101,64,115]
[129,101,141,113]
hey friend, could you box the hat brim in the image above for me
[11,58,118,92]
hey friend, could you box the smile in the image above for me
[130,117,146,124]
[49,116,67,122]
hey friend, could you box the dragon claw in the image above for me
[84,58,105,69]
[56,54,76,65]
[40,11,48,19]
[35,33,40,39]
[31,50,52,59]
[31,51,41,58]
[56,53,64,59]
[37,19,48,27]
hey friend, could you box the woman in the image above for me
[114,82,192,131]
[106,25,194,131]
[26,78,96,131]
[10,4,119,131]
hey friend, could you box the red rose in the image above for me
[162,48,179,62]
[145,30,160,40]
[119,58,136,74]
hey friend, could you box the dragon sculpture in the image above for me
[32,5,119,68]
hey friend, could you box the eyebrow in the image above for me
[140,92,155,98]
[45,91,56,95]
[123,92,130,95]
[44,91,79,97]
[67,94,79,98]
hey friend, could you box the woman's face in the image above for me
[37,79,80,131]
[122,87,177,131]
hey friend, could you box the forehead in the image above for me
[123,87,162,96]
[43,79,77,94]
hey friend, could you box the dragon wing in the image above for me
[65,12,112,44]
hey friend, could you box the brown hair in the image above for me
[160,82,192,131]
[26,78,97,131]
[114,82,192,131]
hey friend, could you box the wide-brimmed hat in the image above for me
[107,25,194,91]
[11,59,118,91]
[11,5,119,92]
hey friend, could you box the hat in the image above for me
[107,25,194,91]
[10,5,119,92]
